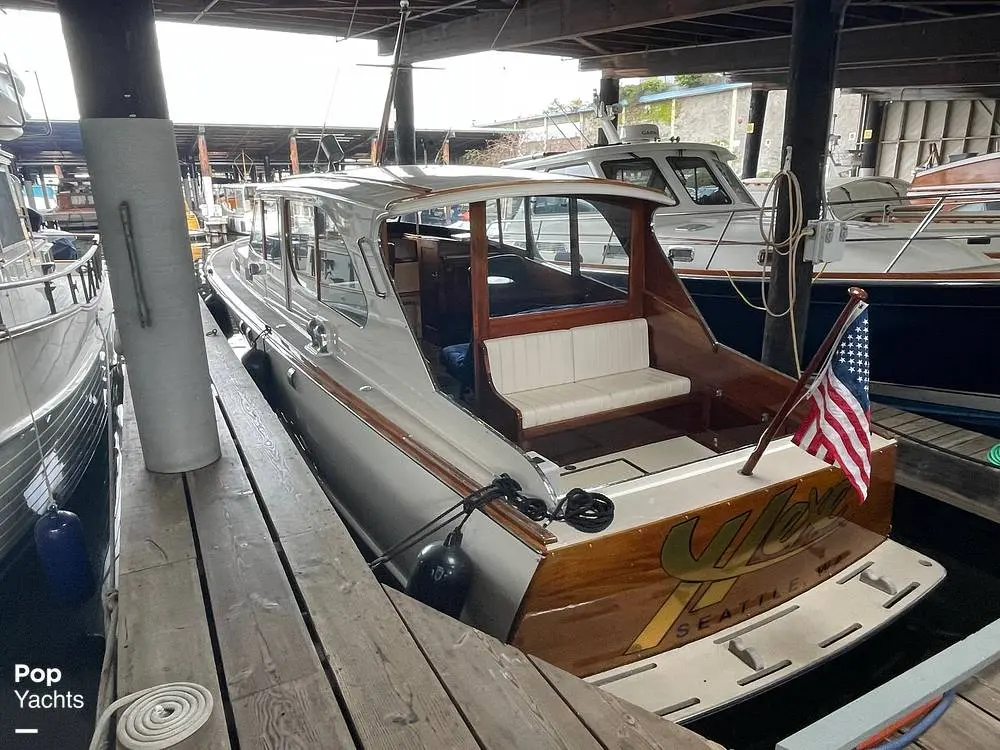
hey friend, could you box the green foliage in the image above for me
[620,77,670,106]
[674,73,725,88]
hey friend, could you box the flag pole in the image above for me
[739,286,868,477]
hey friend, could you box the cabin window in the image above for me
[601,158,678,204]
[287,199,317,286]
[317,208,368,326]
[709,154,754,204]
[486,195,629,318]
[547,164,593,178]
[666,156,732,206]
[248,198,282,265]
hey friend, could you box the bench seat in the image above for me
[483,319,691,434]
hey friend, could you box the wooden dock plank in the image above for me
[199,310,342,537]
[870,403,899,419]
[185,407,355,748]
[874,411,932,430]
[388,587,602,750]
[282,528,479,749]
[200,305,479,750]
[930,430,984,451]
[904,422,967,445]
[530,656,716,750]
[912,694,1000,750]
[117,561,232,750]
[950,435,999,460]
[116,376,231,750]
[118,383,197,575]
[230,672,355,750]
[961,662,1000,722]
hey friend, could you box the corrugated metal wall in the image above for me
[877,99,1000,180]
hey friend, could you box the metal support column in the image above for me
[761,0,846,376]
[39,170,51,209]
[596,77,620,146]
[742,89,769,178]
[263,154,272,182]
[197,126,213,210]
[23,169,37,210]
[57,0,220,472]
[859,96,886,177]
[289,132,300,174]
[394,64,417,165]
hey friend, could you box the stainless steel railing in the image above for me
[0,239,104,328]
[651,186,1000,273]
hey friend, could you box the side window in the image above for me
[666,156,732,205]
[548,164,594,178]
[248,200,264,258]
[601,158,678,205]
[710,154,754,204]
[529,195,598,215]
[317,209,367,326]
[262,199,282,265]
[287,199,317,287]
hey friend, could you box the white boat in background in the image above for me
[0,58,25,142]
[0,148,112,565]
[207,165,943,722]
[509,125,1000,427]
[218,182,258,235]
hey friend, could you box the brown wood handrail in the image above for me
[739,286,868,477]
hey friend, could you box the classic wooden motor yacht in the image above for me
[0,148,112,566]
[206,165,944,721]
[510,135,1000,427]
[909,151,1000,210]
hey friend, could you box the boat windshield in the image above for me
[601,157,678,205]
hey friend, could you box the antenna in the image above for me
[592,91,622,146]
[375,0,411,167]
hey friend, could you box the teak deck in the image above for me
[111,301,719,750]
[870,403,1000,524]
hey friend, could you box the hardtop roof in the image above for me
[256,164,678,215]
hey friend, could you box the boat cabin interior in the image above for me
[379,190,803,485]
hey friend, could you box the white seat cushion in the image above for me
[579,368,691,411]
[505,382,615,429]
[572,318,650,381]
[484,329,574,395]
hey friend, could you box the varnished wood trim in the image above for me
[470,201,491,413]
[627,204,646,319]
[211,277,555,552]
[486,301,632,338]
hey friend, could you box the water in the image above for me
[0,446,111,750]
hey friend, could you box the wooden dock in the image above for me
[871,403,1000,524]
[907,661,1000,749]
[110,303,719,750]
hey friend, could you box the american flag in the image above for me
[793,304,871,501]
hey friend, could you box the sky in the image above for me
[0,9,602,129]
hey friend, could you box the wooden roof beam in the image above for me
[381,0,789,62]
[580,12,1000,76]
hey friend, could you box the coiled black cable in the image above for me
[548,488,615,533]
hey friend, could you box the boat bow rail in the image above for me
[0,240,104,332]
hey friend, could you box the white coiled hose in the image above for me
[89,682,214,750]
